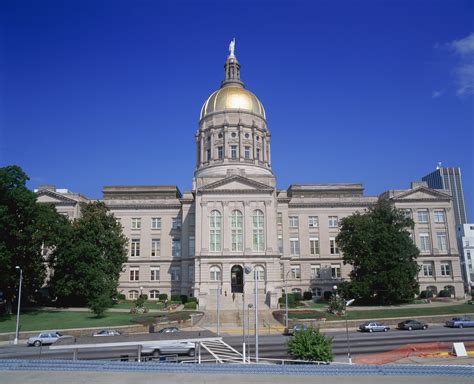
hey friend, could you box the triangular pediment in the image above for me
[198,175,274,193]
[36,190,79,204]
[391,186,451,201]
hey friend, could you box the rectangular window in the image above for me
[280,264,284,280]
[172,217,181,230]
[467,250,471,260]
[311,264,321,279]
[440,262,451,276]
[308,216,319,228]
[256,148,261,160]
[402,209,412,219]
[151,217,161,229]
[130,239,140,257]
[289,216,299,228]
[436,232,447,252]
[188,213,195,226]
[129,267,139,281]
[422,263,433,277]
[171,267,181,281]
[188,266,194,282]
[207,149,211,161]
[434,210,445,223]
[417,210,429,223]
[277,212,283,225]
[188,236,195,256]
[310,238,320,255]
[331,264,341,278]
[419,233,431,252]
[330,237,339,255]
[244,146,251,159]
[290,238,300,256]
[172,239,181,257]
[217,146,223,159]
[150,266,160,281]
[151,239,160,257]
[328,216,338,228]
[131,218,141,230]
[277,235,283,254]
[231,145,237,159]
[291,265,301,279]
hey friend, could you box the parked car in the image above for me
[158,327,180,334]
[27,331,73,347]
[142,341,195,357]
[284,323,308,336]
[445,317,474,328]
[397,320,428,331]
[358,321,390,333]
[93,329,122,337]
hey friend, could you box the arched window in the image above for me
[231,210,243,251]
[255,265,265,281]
[128,290,139,300]
[210,265,222,281]
[426,285,438,295]
[209,210,222,252]
[149,290,160,300]
[252,209,265,252]
[444,285,455,296]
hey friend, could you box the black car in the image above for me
[397,320,428,331]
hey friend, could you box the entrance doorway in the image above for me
[231,265,243,293]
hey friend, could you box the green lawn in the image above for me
[0,309,161,333]
[288,303,474,321]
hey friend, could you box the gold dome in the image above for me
[200,86,266,120]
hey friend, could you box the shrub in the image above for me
[438,289,451,298]
[279,294,297,308]
[158,293,168,301]
[292,292,303,302]
[116,293,126,301]
[287,327,333,362]
[184,302,197,309]
[135,295,146,308]
[327,295,345,315]
[323,291,332,301]
[88,294,112,317]
[170,294,181,302]
[188,297,198,303]
[303,291,313,300]
[419,290,434,299]
[180,295,188,304]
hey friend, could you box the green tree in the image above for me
[336,201,420,305]
[49,202,128,309]
[0,166,68,313]
[88,293,112,317]
[287,328,333,362]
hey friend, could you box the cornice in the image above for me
[287,201,376,208]
[106,204,182,210]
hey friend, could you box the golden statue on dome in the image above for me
[229,38,235,57]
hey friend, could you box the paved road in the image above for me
[0,325,472,362]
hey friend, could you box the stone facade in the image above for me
[36,47,465,309]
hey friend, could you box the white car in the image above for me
[27,331,72,347]
[142,341,196,357]
[93,329,122,337]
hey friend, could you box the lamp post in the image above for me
[216,281,222,336]
[333,285,354,364]
[244,265,259,362]
[284,269,292,330]
[14,266,23,345]
[139,286,143,297]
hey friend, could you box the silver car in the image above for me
[359,321,390,333]
[27,331,68,347]
[142,341,196,357]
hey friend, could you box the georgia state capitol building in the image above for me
[37,42,464,309]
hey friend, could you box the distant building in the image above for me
[422,166,468,227]
[458,224,474,292]
[36,44,465,307]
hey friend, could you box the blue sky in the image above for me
[1,0,473,220]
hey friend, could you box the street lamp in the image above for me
[14,266,23,345]
[244,265,259,362]
[333,285,354,364]
[284,269,292,330]
[139,286,143,296]
[216,281,222,336]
